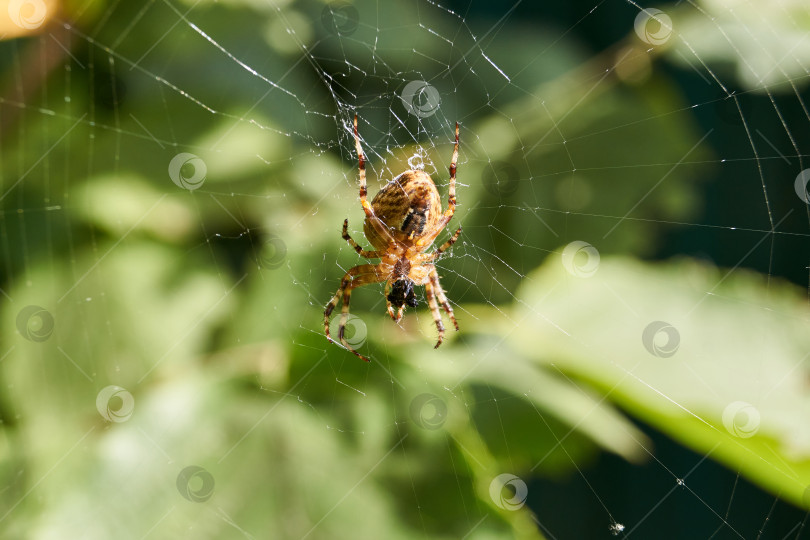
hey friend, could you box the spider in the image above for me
[324,115,462,361]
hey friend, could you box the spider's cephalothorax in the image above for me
[324,115,461,361]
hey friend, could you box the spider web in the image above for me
[2,0,810,538]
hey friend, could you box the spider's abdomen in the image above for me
[364,170,442,249]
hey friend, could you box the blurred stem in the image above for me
[449,405,546,540]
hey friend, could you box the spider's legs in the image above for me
[342,219,381,259]
[435,226,462,256]
[429,267,459,332]
[425,280,446,348]
[416,123,460,251]
[353,115,397,247]
[443,122,459,221]
[353,115,368,203]
[413,225,462,266]
[419,226,462,264]
[324,263,384,361]
[383,280,401,322]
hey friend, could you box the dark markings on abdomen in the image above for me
[401,203,428,236]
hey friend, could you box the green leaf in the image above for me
[505,249,810,508]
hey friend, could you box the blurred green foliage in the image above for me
[1,0,810,538]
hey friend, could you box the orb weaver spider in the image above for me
[324,115,462,361]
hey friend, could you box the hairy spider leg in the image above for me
[354,115,397,247]
[445,122,459,219]
[425,279,445,348]
[429,267,458,332]
[416,123,460,250]
[324,264,385,361]
[383,280,398,320]
[342,218,382,259]
[418,226,462,265]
